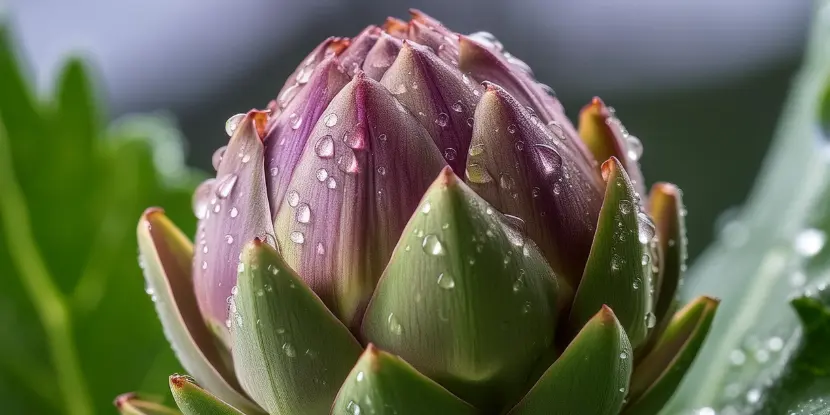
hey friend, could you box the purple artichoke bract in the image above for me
[124,10,718,415]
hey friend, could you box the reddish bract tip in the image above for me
[170,374,187,389]
[597,304,618,322]
[113,392,137,408]
[329,38,351,54]
[382,17,408,36]
[600,157,621,182]
[246,109,270,141]
[434,165,458,187]
[141,206,165,220]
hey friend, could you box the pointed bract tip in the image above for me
[382,17,408,35]
[651,182,680,197]
[141,207,165,219]
[434,165,459,187]
[600,157,622,181]
[169,374,189,389]
[596,305,618,324]
[113,392,137,408]
[243,109,270,141]
[329,37,351,54]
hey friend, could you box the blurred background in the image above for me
[0,0,813,413]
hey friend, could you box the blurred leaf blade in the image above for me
[668,0,830,412]
[0,26,202,414]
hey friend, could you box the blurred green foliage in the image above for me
[0,27,201,413]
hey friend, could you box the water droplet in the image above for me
[387,313,403,335]
[437,273,455,289]
[315,135,335,158]
[282,343,297,357]
[378,133,388,142]
[278,84,299,108]
[507,124,517,134]
[316,168,328,182]
[327,177,337,189]
[212,146,227,170]
[346,400,362,415]
[547,120,564,139]
[626,135,643,161]
[466,163,493,184]
[289,112,303,130]
[794,228,826,257]
[729,349,746,366]
[421,201,432,214]
[377,166,387,175]
[632,278,641,290]
[768,336,784,352]
[215,174,238,199]
[451,100,464,112]
[466,117,474,127]
[552,182,562,195]
[270,167,279,177]
[522,301,532,314]
[336,149,359,174]
[443,148,457,161]
[531,187,541,198]
[610,254,624,272]
[225,113,245,136]
[316,243,325,256]
[296,65,314,84]
[620,352,628,359]
[230,207,238,218]
[645,312,657,328]
[192,179,216,219]
[619,200,633,215]
[225,234,234,244]
[237,263,245,273]
[641,253,650,266]
[356,371,365,382]
[202,261,208,270]
[296,204,311,223]
[435,112,449,127]
[499,173,515,190]
[422,234,445,256]
[746,389,761,404]
[290,231,305,244]
[515,141,525,151]
[287,191,300,207]
[323,113,338,127]
[532,144,562,175]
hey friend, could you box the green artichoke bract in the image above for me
[120,10,719,415]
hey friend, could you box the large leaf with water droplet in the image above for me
[271,73,447,328]
[230,239,363,414]
[465,83,602,288]
[569,157,652,348]
[623,296,718,415]
[192,110,275,348]
[506,306,632,415]
[137,209,260,414]
[169,374,244,415]
[332,344,478,415]
[667,1,830,410]
[379,40,481,175]
[115,393,182,415]
[0,27,201,413]
[361,167,560,409]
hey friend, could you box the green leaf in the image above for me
[115,393,181,415]
[569,157,652,348]
[507,306,632,415]
[647,183,687,326]
[623,296,718,415]
[361,167,560,409]
[332,344,478,415]
[230,239,363,414]
[169,374,244,415]
[137,209,260,414]
[667,1,830,411]
[0,27,202,413]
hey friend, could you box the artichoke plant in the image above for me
[121,10,719,415]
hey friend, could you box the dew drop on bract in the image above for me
[278,84,299,108]
[499,173,515,190]
[316,168,328,182]
[225,113,245,136]
[192,178,216,219]
[296,204,311,224]
[626,135,643,161]
[287,190,300,207]
[466,163,493,184]
[282,343,297,357]
[435,112,449,127]
[451,100,464,112]
[212,146,227,171]
[422,234,446,256]
[289,113,303,130]
[531,144,562,175]
[443,148,457,161]
[290,231,305,244]
[315,135,335,158]
[215,174,238,199]
[645,311,657,328]
[324,113,338,127]
[437,273,455,289]
[387,313,403,335]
